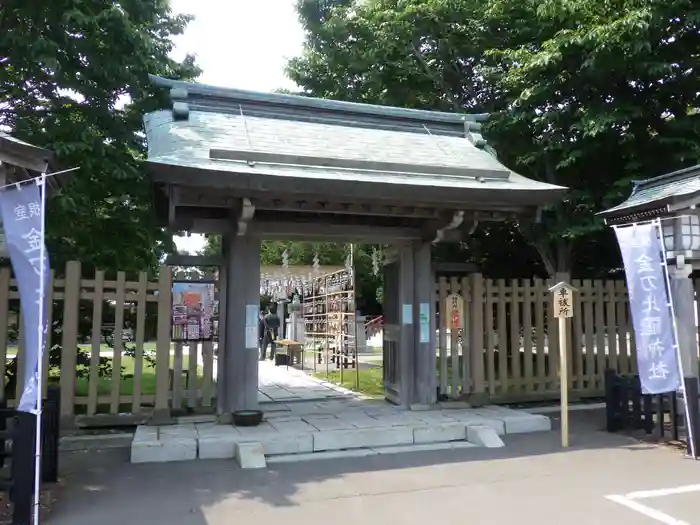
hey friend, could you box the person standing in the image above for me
[257,310,265,358]
[260,305,281,360]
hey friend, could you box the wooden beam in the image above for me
[165,254,223,266]
[209,148,509,180]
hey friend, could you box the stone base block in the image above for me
[261,433,313,455]
[466,425,505,448]
[235,442,267,469]
[199,437,236,459]
[503,414,551,434]
[313,426,414,452]
[131,438,197,463]
[413,423,466,444]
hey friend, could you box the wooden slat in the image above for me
[615,281,630,375]
[60,261,81,418]
[534,278,546,392]
[522,279,534,393]
[509,279,521,394]
[582,280,595,391]
[485,279,495,396]
[605,280,618,374]
[172,342,184,409]
[0,268,11,398]
[154,267,173,417]
[449,276,460,397]
[437,277,448,396]
[15,311,24,401]
[496,279,508,395]
[594,280,606,391]
[41,270,55,398]
[572,280,585,391]
[110,272,126,414]
[201,340,214,407]
[460,275,471,395]
[469,274,485,394]
[545,279,559,393]
[187,340,198,408]
[131,273,148,413]
[87,270,105,416]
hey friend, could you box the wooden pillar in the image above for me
[222,234,260,413]
[151,266,173,424]
[413,241,435,405]
[397,243,415,406]
[469,273,485,394]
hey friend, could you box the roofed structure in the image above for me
[599,165,700,224]
[144,75,566,242]
[0,132,66,193]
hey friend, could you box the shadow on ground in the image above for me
[47,408,679,525]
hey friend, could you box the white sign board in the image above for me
[549,282,575,319]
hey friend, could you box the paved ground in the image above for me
[258,360,362,403]
[50,409,700,525]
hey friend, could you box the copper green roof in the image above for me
[143,75,567,208]
[599,165,700,223]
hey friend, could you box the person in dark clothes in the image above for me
[257,310,265,355]
[260,305,281,360]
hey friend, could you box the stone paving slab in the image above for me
[257,360,366,403]
[130,402,552,464]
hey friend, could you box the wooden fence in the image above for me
[0,262,224,424]
[436,274,638,402]
[0,262,694,422]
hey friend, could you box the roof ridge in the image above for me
[149,74,489,128]
[633,164,700,190]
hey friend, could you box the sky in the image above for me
[168,0,305,253]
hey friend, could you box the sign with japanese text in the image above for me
[0,182,49,412]
[444,293,464,330]
[551,285,574,318]
[171,281,215,342]
[615,223,681,394]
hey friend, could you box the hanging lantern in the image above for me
[282,249,289,269]
[313,252,320,273]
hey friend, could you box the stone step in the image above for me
[130,406,551,464]
[267,441,478,464]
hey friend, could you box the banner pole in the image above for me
[653,219,696,459]
[32,173,47,525]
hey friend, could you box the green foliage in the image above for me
[0,0,201,278]
[288,0,700,276]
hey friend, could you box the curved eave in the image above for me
[600,206,670,225]
[146,157,566,209]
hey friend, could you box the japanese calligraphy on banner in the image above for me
[0,182,49,412]
[615,223,681,394]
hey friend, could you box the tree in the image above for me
[287,0,700,276]
[0,0,200,278]
[483,0,700,274]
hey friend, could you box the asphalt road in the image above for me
[50,410,700,525]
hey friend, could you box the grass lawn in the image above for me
[314,366,384,397]
[59,354,200,397]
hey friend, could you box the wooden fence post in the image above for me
[152,266,172,424]
[59,261,81,424]
[469,273,485,395]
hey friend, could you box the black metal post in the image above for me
[683,377,700,458]
[11,411,36,525]
[41,387,60,483]
[604,369,618,432]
